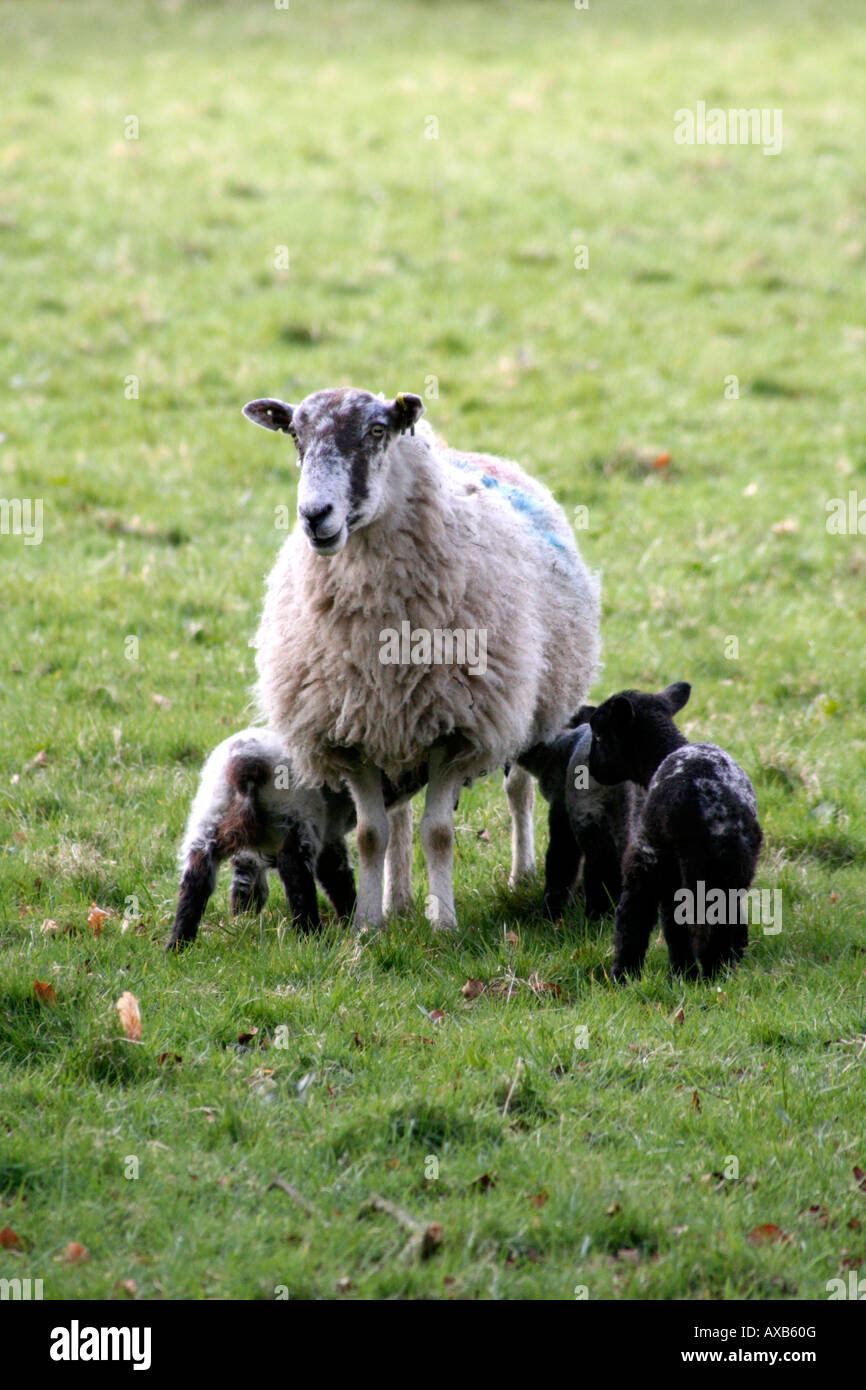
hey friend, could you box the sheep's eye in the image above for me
[368,423,387,440]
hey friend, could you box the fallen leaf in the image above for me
[352,1031,363,1048]
[429,1010,445,1026]
[617,1247,640,1263]
[606,1202,622,1216]
[33,980,57,1006]
[691,1090,701,1113]
[526,1189,549,1209]
[504,930,519,947]
[152,693,172,709]
[64,1242,90,1264]
[476,828,490,842]
[528,972,563,998]
[0,1226,20,1249]
[88,903,109,936]
[40,919,61,935]
[748,1223,787,1245]
[673,1006,685,1025]
[116,990,142,1041]
[853,1166,866,1192]
[652,451,672,471]
[158,1053,182,1067]
[237,1027,259,1046]
[336,1276,351,1293]
[119,1278,137,1297]
[460,978,486,1001]
[772,517,799,535]
[471,1173,497,1191]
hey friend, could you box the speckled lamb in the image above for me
[584,683,763,980]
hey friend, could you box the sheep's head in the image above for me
[243,387,425,556]
[585,682,691,786]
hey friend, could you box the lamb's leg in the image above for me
[315,838,356,920]
[419,749,462,930]
[542,801,580,919]
[229,850,270,915]
[581,826,623,918]
[166,846,218,951]
[276,818,321,931]
[345,764,389,932]
[505,763,536,886]
[384,800,414,915]
[610,843,664,981]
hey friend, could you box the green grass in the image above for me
[2,0,866,1301]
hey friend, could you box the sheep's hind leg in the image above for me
[346,764,389,933]
[384,800,414,916]
[167,847,218,951]
[420,749,463,930]
[505,763,536,886]
[229,851,270,915]
[276,819,321,931]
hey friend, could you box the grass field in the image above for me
[2,0,866,1301]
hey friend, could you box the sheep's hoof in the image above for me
[508,867,538,890]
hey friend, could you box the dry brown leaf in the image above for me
[116,990,142,1041]
[526,1189,549,1209]
[64,1242,90,1263]
[691,1089,702,1113]
[40,919,61,935]
[528,972,563,998]
[119,1278,137,1297]
[88,903,110,936]
[504,930,519,947]
[0,1226,20,1249]
[460,978,486,1001]
[429,1010,445,1026]
[748,1223,788,1245]
[673,1006,685,1025]
[33,980,57,1006]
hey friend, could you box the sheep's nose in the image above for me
[299,503,333,537]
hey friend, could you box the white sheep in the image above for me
[244,388,600,931]
[166,726,355,950]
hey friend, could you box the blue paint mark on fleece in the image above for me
[451,456,568,552]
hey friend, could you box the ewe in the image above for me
[167,726,355,950]
[584,683,763,980]
[245,388,599,931]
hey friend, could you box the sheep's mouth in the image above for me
[309,528,346,556]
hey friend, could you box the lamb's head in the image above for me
[585,682,691,787]
[243,387,425,555]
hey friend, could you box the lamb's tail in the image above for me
[214,752,271,856]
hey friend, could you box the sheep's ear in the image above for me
[608,694,635,727]
[243,398,295,433]
[662,681,691,714]
[390,392,425,435]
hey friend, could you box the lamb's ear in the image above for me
[572,704,597,726]
[242,398,295,434]
[390,392,425,435]
[662,681,691,714]
[607,694,635,728]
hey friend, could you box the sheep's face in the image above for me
[243,388,425,556]
[586,683,691,786]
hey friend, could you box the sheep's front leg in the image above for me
[166,847,218,951]
[346,764,389,933]
[505,763,536,886]
[384,799,414,915]
[610,842,664,981]
[420,750,462,930]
